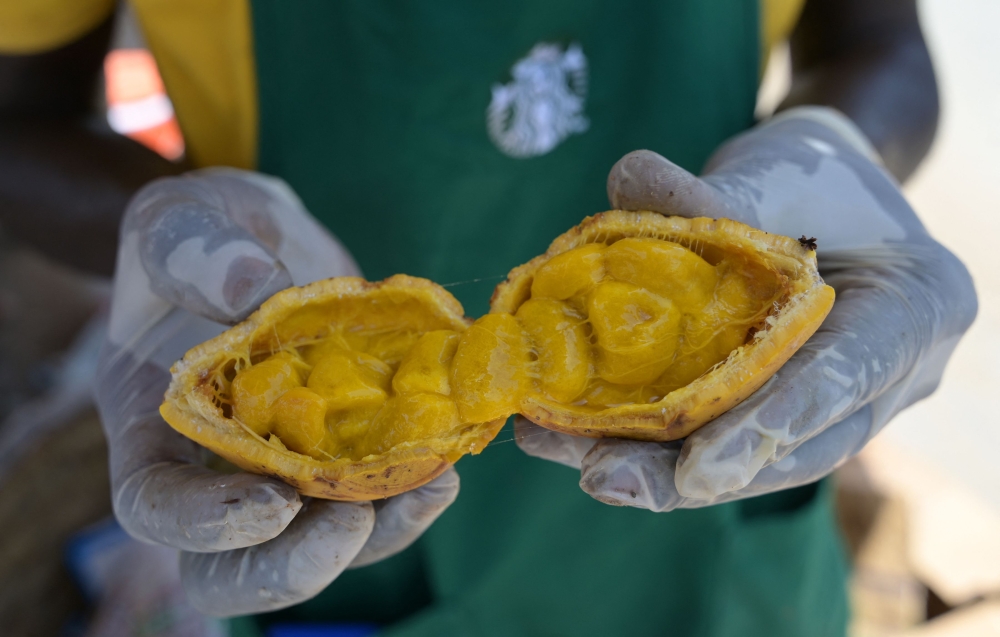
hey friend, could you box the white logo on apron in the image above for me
[487,43,589,159]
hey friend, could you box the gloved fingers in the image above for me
[97,345,303,553]
[606,150,759,226]
[122,170,360,325]
[757,107,881,163]
[579,439,684,511]
[106,410,301,554]
[180,499,375,617]
[705,107,883,178]
[670,253,967,500]
[681,404,874,506]
[196,169,362,286]
[514,416,597,470]
[702,109,928,253]
[578,407,872,512]
[123,175,293,325]
[349,467,460,568]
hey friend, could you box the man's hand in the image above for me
[516,107,976,511]
[95,169,459,616]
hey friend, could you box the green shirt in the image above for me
[233,2,850,635]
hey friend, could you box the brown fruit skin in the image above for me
[160,275,503,501]
[491,211,836,443]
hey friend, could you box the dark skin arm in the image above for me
[781,0,938,182]
[0,13,183,275]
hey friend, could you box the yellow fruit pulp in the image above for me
[223,236,781,461]
[227,329,464,461]
[491,211,833,442]
[518,237,784,410]
[164,275,513,500]
[223,315,533,462]
[163,214,832,498]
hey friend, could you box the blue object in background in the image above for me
[63,516,132,602]
[267,624,379,637]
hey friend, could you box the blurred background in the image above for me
[0,1,997,635]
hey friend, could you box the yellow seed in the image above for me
[231,351,305,436]
[357,393,461,458]
[588,281,681,385]
[393,330,461,396]
[709,260,781,320]
[307,348,392,411]
[515,299,591,403]
[658,261,779,393]
[326,405,382,458]
[604,238,718,311]
[300,334,368,366]
[451,313,531,423]
[367,331,424,367]
[531,244,606,301]
[271,387,329,459]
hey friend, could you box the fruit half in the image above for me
[160,275,506,501]
[491,211,835,441]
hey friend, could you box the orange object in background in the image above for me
[104,49,184,161]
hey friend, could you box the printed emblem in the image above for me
[487,42,589,159]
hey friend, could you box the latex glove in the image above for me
[517,106,977,511]
[95,169,460,616]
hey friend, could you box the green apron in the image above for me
[234,1,851,635]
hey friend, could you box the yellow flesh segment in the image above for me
[231,351,304,435]
[515,299,591,403]
[222,237,780,461]
[604,238,718,311]
[531,243,605,301]
[307,349,392,411]
[325,405,381,458]
[357,393,461,458]
[366,331,424,367]
[271,387,329,459]
[588,281,681,385]
[451,313,531,424]
[392,330,461,395]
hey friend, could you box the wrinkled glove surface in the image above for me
[517,107,977,511]
[95,169,459,617]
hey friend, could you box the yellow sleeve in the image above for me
[760,0,807,56]
[131,0,258,169]
[0,0,116,54]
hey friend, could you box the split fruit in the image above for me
[160,211,834,500]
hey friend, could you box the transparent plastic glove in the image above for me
[516,106,977,511]
[95,169,460,616]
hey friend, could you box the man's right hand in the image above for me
[95,169,460,617]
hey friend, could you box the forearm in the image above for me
[780,0,938,182]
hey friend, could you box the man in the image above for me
[0,1,976,635]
